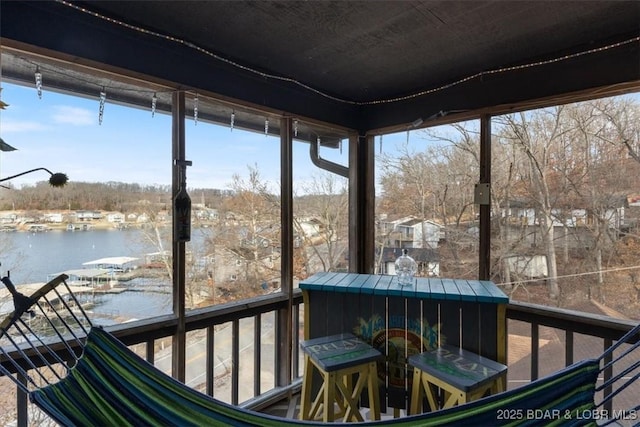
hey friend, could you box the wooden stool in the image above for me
[408,344,507,414]
[299,333,382,422]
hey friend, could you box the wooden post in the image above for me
[171,90,186,382]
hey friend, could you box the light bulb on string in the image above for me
[151,92,157,117]
[339,140,342,155]
[264,118,269,136]
[230,110,235,131]
[34,66,43,99]
[98,87,106,125]
[193,94,199,125]
[294,119,298,137]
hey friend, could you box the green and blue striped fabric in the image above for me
[31,327,599,426]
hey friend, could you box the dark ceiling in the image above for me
[1,0,639,137]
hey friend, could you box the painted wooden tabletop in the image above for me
[408,344,508,391]
[299,272,508,304]
[300,333,383,372]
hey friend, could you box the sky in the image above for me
[0,82,351,190]
[0,80,434,193]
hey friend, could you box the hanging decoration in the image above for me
[34,66,43,99]
[98,87,106,125]
[0,168,68,189]
[55,0,640,108]
[379,134,383,154]
[294,119,298,137]
[339,140,342,155]
[151,92,157,117]
[193,93,199,125]
[264,118,269,136]
[230,110,235,131]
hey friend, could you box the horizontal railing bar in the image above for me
[506,301,638,342]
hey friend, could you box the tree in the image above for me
[293,172,348,274]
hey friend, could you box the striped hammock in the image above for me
[1,274,639,426]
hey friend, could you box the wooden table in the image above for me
[300,272,509,412]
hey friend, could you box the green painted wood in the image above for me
[387,278,407,297]
[325,292,346,336]
[320,272,349,291]
[372,275,394,296]
[412,277,432,299]
[300,274,507,304]
[461,301,481,355]
[386,295,408,409]
[408,344,507,392]
[345,274,370,294]
[332,273,358,293]
[454,280,478,302]
[479,302,500,361]
[439,300,462,348]
[300,271,336,291]
[464,279,495,303]
[478,280,509,303]
[427,278,447,300]
[306,291,329,338]
[359,274,382,295]
[300,333,382,372]
[441,278,462,301]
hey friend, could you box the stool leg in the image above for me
[336,369,365,422]
[442,388,465,407]
[366,361,381,421]
[299,355,313,420]
[422,373,440,411]
[409,367,423,415]
[324,371,336,422]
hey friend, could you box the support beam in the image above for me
[478,115,492,280]
[171,90,187,382]
[349,134,375,273]
[277,117,294,387]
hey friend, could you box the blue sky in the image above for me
[0,82,370,190]
[0,80,441,192]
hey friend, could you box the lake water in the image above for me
[0,228,206,323]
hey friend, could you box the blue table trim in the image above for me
[300,273,508,304]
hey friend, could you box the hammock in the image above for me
[1,274,639,426]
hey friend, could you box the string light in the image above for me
[264,118,269,136]
[230,110,235,131]
[34,66,43,99]
[193,94,199,125]
[294,119,298,137]
[151,92,157,117]
[380,134,383,154]
[98,87,106,125]
[54,0,640,107]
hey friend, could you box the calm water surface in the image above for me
[0,228,206,323]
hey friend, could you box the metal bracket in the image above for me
[474,183,491,205]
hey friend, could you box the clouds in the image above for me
[50,105,94,125]
[1,119,48,133]
[1,105,94,134]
